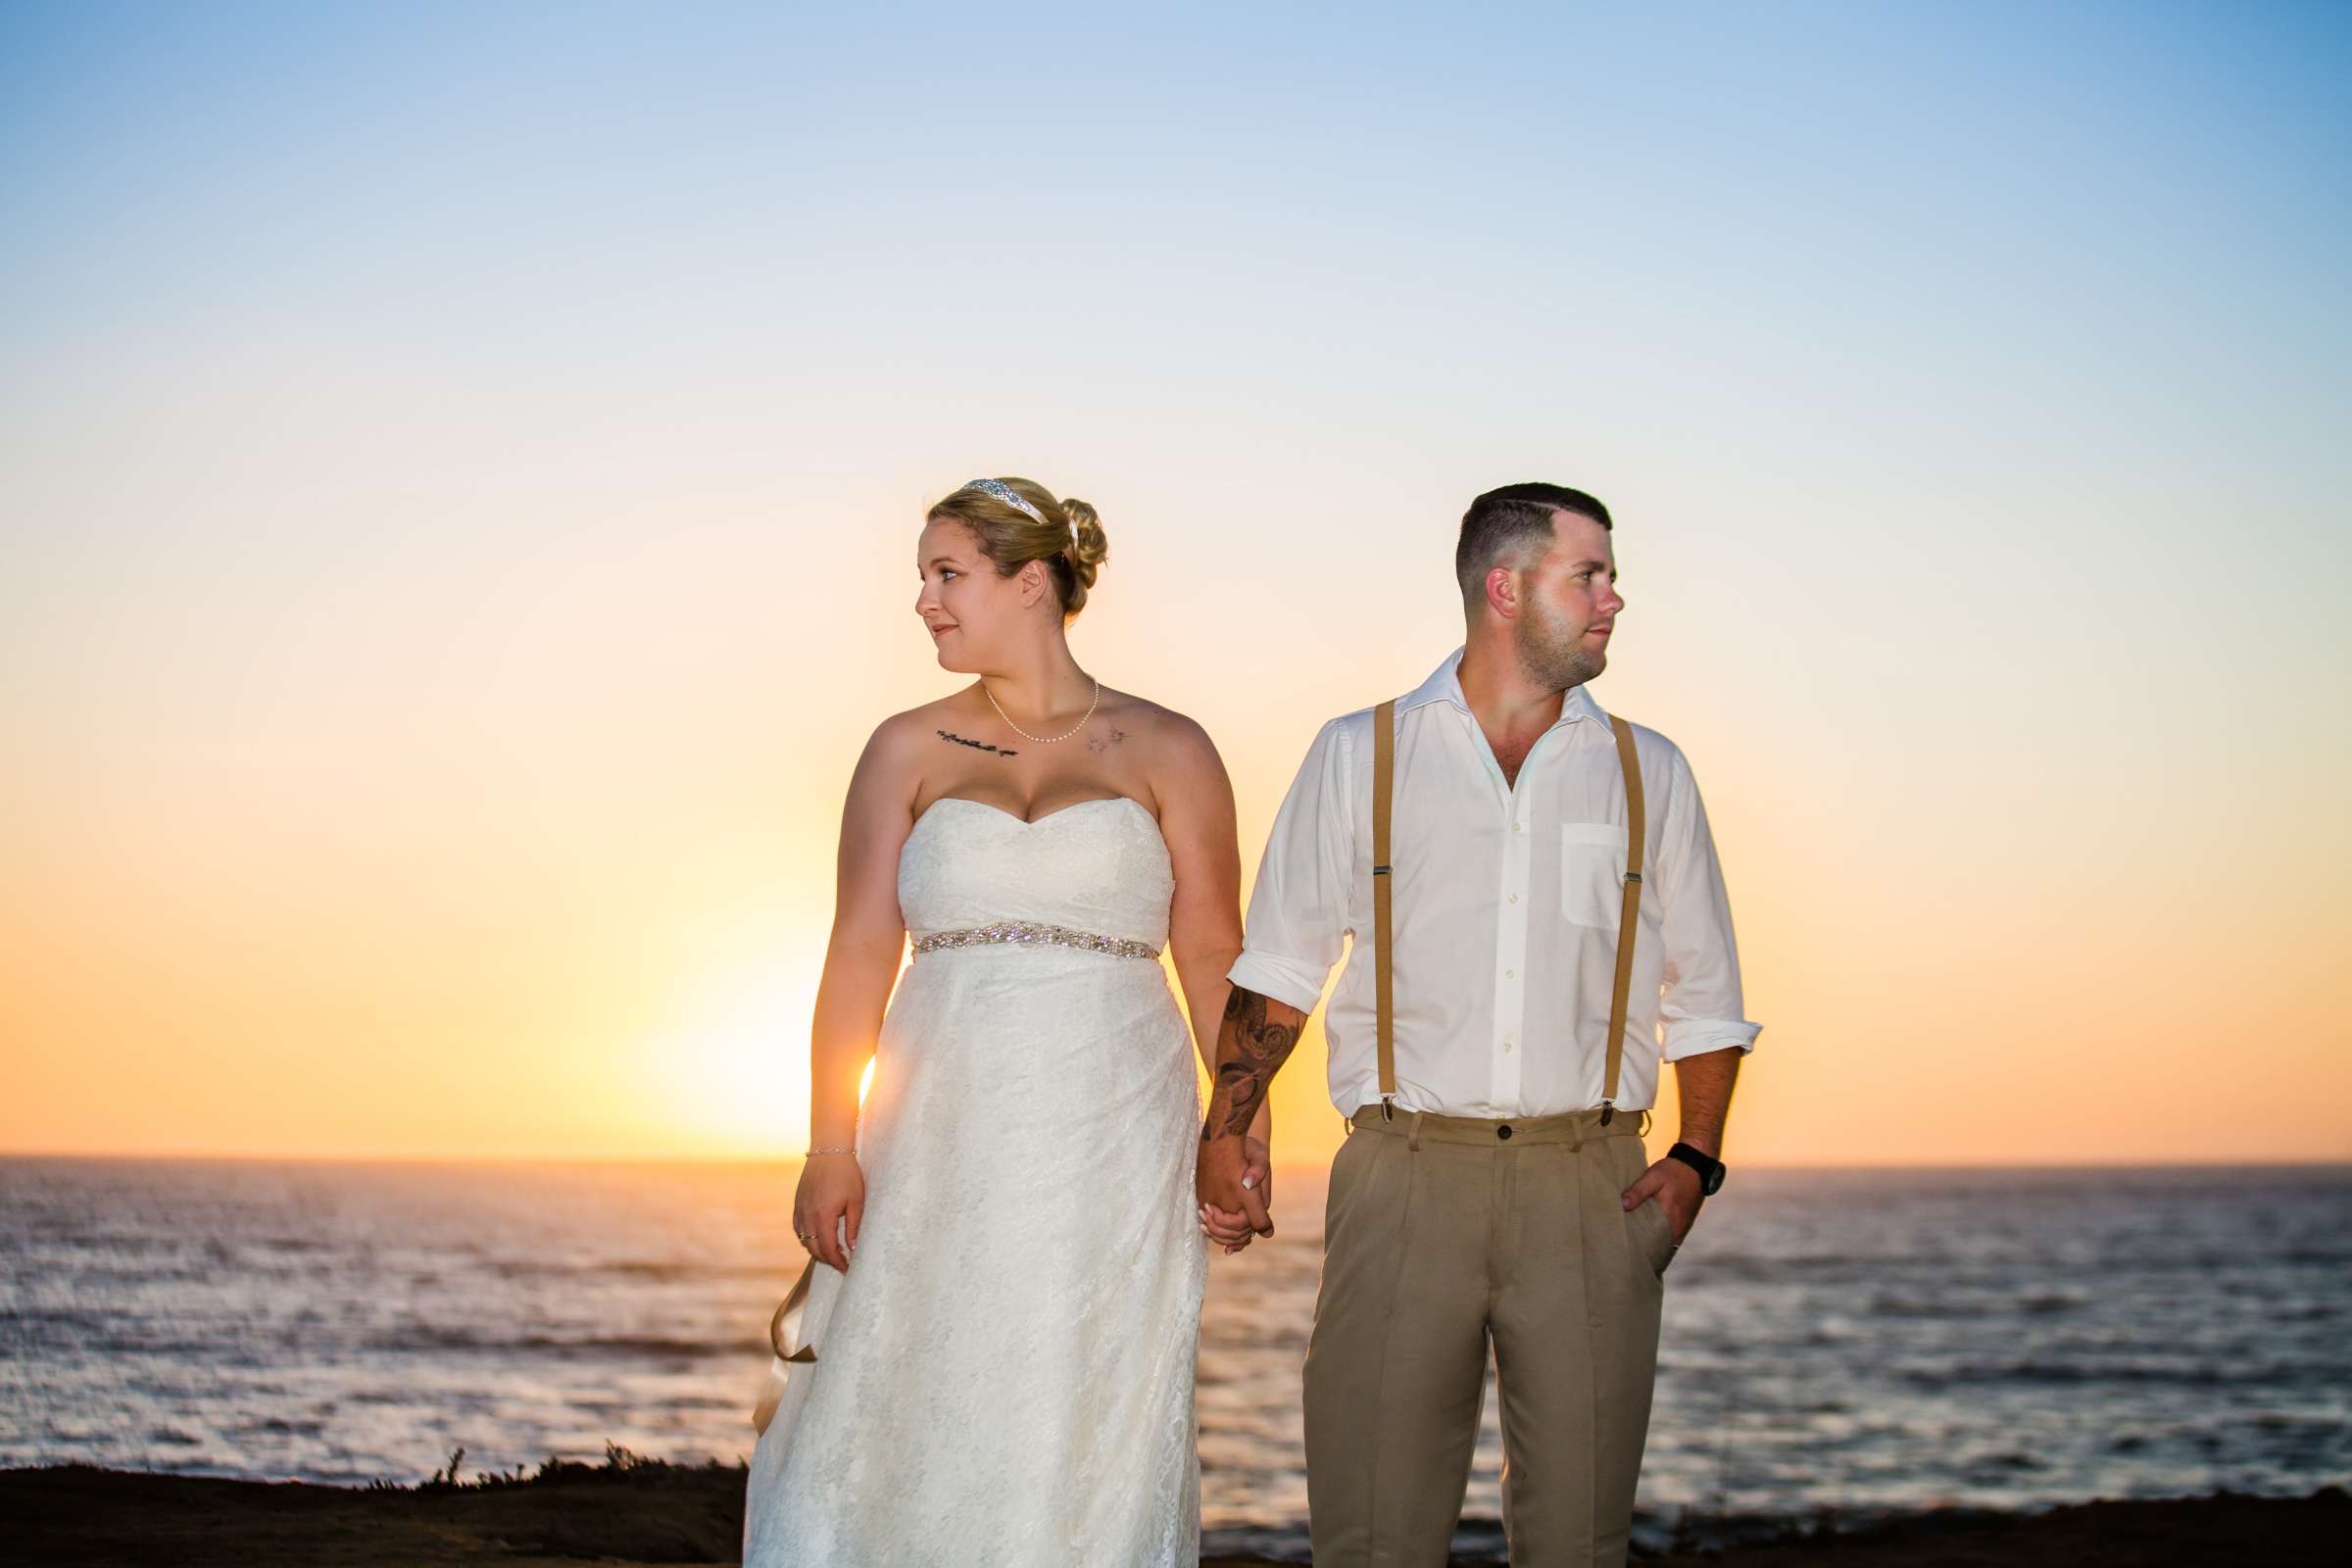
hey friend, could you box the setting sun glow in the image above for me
[2,5,2346,1173]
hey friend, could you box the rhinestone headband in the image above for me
[956,477,1047,527]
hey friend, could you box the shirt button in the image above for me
[1515,820,1525,832]
[1508,893,1518,904]
[1504,969,1514,979]
[1501,1039,1515,1054]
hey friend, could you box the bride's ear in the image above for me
[1018,558,1053,607]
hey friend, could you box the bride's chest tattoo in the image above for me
[936,728,1017,758]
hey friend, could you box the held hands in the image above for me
[1621,1154,1704,1246]
[1198,1120,1274,1253]
[794,1152,864,1272]
[1198,1134,1269,1253]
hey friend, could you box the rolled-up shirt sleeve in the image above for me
[1654,743,1763,1060]
[1226,716,1354,1017]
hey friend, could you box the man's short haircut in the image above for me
[1455,482,1613,611]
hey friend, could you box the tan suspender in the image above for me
[1369,700,1645,1124]
[1600,713,1645,1124]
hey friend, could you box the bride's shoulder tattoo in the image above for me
[1084,725,1129,756]
[936,728,1016,758]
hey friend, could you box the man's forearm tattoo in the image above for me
[1204,986,1300,1140]
[936,728,1016,757]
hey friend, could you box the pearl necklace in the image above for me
[982,673,1101,744]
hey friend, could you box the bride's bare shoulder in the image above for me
[1094,689,1228,779]
[846,694,981,799]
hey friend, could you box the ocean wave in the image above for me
[479,1258,772,1284]
[1897,1359,2322,1391]
[1863,1290,2084,1319]
[364,1326,757,1359]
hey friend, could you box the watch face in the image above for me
[1701,1164,1726,1196]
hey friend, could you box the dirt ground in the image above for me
[3,1463,2343,1565]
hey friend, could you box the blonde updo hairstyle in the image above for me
[927,476,1108,620]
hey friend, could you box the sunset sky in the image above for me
[4,2,2347,1168]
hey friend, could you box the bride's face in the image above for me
[915,517,1032,672]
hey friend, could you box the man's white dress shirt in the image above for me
[1226,646,1761,1119]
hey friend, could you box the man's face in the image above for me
[1512,508,1624,691]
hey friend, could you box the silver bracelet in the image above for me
[806,1146,856,1156]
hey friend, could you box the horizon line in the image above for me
[4,1146,2347,1175]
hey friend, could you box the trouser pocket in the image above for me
[1632,1192,1678,1279]
[1614,1136,1676,1281]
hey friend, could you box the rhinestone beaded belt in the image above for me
[911,919,1161,961]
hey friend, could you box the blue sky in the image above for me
[3,2,2348,1161]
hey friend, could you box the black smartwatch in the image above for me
[1665,1142,1726,1197]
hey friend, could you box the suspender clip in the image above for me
[1623,870,1642,885]
[1380,1095,1395,1122]
[1598,1100,1615,1127]
[1372,863,1392,876]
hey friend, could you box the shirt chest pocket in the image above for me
[1558,822,1629,929]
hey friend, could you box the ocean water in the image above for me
[3,1155,2347,1556]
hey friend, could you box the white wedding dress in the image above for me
[743,795,1207,1568]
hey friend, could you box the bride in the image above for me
[742,476,1267,1566]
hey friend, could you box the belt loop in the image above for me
[1637,1107,1653,1138]
[1407,1109,1425,1152]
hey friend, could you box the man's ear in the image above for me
[1485,564,1520,621]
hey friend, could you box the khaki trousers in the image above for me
[1302,1103,1676,1567]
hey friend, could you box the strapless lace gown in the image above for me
[742,796,1208,1567]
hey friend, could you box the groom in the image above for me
[1198,482,1761,1567]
